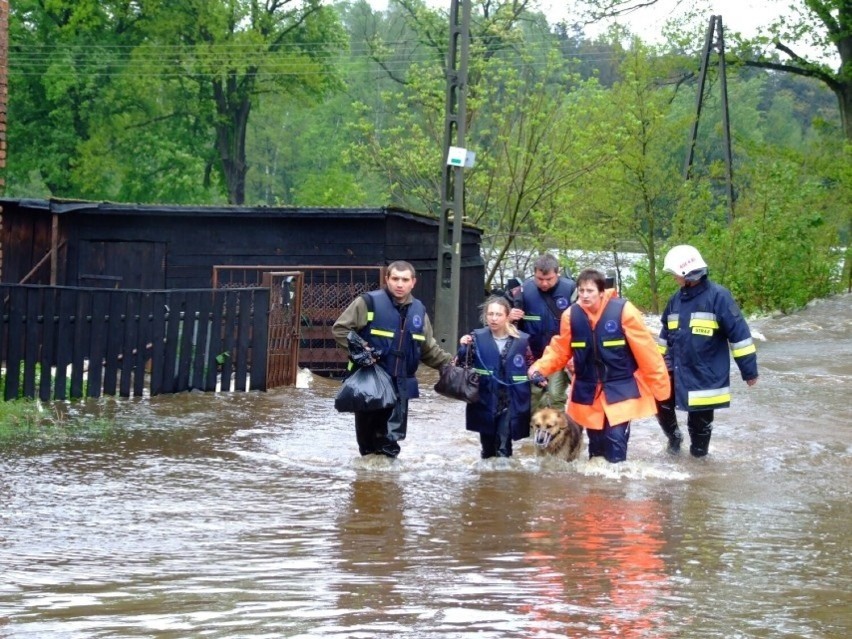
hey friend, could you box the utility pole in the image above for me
[434,0,470,348]
[684,14,735,223]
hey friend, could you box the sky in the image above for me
[366,1,787,41]
[539,0,784,40]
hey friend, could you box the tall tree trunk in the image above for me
[838,81,852,143]
[213,77,252,205]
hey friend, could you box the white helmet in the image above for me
[663,245,708,280]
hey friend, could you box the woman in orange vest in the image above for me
[528,269,670,462]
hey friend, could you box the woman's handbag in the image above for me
[434,345,480,403]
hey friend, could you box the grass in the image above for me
[0,399,116,447]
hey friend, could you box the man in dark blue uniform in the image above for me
[333,261,453,458]
[656,245,758,457]
[508,254,576,411]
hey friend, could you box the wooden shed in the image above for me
[0,198,485,375]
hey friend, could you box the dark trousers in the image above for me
[480,411,512,458]
[656,389,714,457]
[354,393,409,457]
[587,419,630,463]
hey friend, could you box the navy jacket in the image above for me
[658,278,758,411]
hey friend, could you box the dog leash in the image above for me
[467,344,530,388]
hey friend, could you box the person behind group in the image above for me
[459,296,534,458]
[332,260,453,458]
[655,245,758,457]
[508,254,577,411]
[528,269,670,463]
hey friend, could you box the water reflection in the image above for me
[334,471,409,632]
[519,486,674,638]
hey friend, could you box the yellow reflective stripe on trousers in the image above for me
[688,387,731,407]
[730,337,756,358]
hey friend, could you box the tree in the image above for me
[7,0,347,204]
[139,0,347,204]
[348,0,614,289]
[7,0,145,196]
[578,0,852,142]
[546,36,696,312]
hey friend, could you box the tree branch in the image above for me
[739,43,841,93]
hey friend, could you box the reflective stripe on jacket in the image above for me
[358,290,425,391]
[658,278,758,411]
[569,298,641,406]
[533,291,670,430]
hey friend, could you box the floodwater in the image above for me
[1,295,850,638]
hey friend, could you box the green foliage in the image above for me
[0,400,116,447]
[3,0,849,313]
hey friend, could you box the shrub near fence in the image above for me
[0,285,270,401]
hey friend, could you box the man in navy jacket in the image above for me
[656,245,758,457]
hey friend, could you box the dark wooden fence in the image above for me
[0,284,270,401]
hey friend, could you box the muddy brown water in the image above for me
[1,295,850,638]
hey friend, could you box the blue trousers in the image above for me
[586,419,630,463]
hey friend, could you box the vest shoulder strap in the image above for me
[361,291,376,314]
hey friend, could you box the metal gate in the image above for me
[263,272,303,387]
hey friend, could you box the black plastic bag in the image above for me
[334,365,397,413]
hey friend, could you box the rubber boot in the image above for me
[656,398,682,453]
[687,411,714,458]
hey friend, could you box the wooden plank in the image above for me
[87,290,109,398]
[219,290,237,392]
[70,288,92,399]
[161,291,183,394]
[133,291,154,397]
[0,287,9,366]
[176,291,199,392]
[190,290,213,390]
[119,292,140,398]
[148,291,168,396]
[234,289,252,391]
[23,287,41,398]
[4,287,26,400]
[53,288,77,401]
[250,288,269,391]
[38,287,58,401]
[205,290,226,392]
[103,291,126,396]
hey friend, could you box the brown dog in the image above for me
[530,407,584,462]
